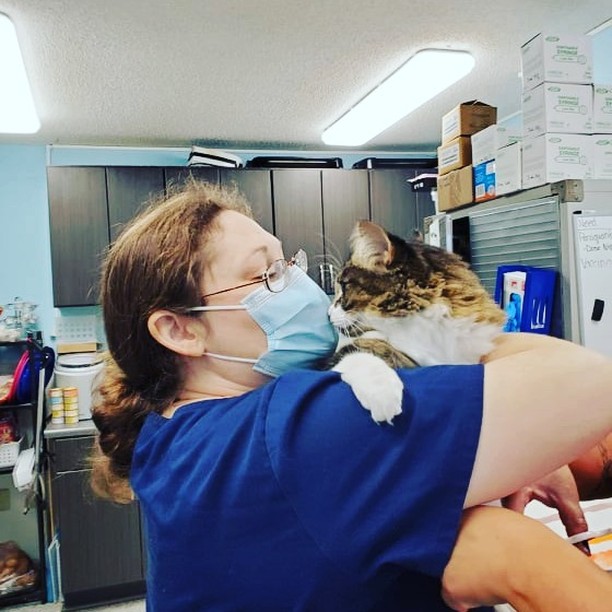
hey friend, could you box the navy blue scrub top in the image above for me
[131,366,485,611]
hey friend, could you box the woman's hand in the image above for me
[502,465,590,552]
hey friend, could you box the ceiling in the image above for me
[0,0,610,153]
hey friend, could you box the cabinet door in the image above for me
[164,167,219,189]
[220,169,274,235]
[369,169,418,241]
[321,169,370,265]
[47,167,109,306]
[106,167,165,241]
[54,469,143,600]
[271,170,323,282]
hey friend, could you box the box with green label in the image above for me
[522,82,593,138]
[520,32,593,92]
[593,85,612,134]
[592,136,612,179]
[522,133,592,189]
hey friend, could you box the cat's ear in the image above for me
[349,220,394,271]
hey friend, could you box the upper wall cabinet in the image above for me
[47,165,431,306]
[106,167,165,241]
[369,169,421,241]
[47,167,110,307]
[48,167,166,306]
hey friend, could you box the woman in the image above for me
[92,181,612,611]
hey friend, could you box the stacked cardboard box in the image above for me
[436,101,497,211]
[520,32,596,188]
[592,86,612,179]
[470,120,523,200]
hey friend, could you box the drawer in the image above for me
[50,436,95,473]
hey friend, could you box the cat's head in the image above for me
[328,220,505,334]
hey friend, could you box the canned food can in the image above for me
[51,416,65,425]
[62,387,79,398]
[49,388,63,397]
[64,414,79,425]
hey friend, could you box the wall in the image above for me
[0,145,54,338]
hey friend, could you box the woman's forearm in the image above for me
[442,506,612,611]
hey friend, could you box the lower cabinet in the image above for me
[47,435,146,609]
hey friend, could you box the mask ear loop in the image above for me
[203,351,258,364]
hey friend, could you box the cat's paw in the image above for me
[333,352,403,424]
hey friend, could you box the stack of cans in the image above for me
[49,388,65,424]
[62,387,79,425]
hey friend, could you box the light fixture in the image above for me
[322,49,475,147]
[0,12,40,134]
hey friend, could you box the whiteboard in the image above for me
[572,215,612,357]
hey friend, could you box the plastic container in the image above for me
[494,265,557,334]
[568,528,612,571]
[0,437,22,469]
[54,353,104,420]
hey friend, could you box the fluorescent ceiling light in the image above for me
[0,13,40,134]
[322,49,474,146]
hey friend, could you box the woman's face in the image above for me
[199,210,284,364]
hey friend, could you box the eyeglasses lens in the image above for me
[293,249,308,272]
[266,260,288,292]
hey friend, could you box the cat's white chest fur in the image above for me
[330,303,503,423]
[361,303,502,366]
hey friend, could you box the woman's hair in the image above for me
[91,179,252,503]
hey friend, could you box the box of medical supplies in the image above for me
[494,265,557,335]
[471,124,522,166]
[473,160,496,202]
[522,83,593,138]
[592,136,612,179]
[522,133,592,189]
[437,136,472,175]
[593,85,612,133]
[520,32,593,91]
[436,165,473,212]
[441,101,497,144]
[495,142,522,196]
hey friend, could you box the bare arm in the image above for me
[465,333,612,507]
[442,505,612,611]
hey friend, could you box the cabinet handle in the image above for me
[319,263,336,295]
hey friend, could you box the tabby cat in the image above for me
[327,220,507,424]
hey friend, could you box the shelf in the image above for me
[0,584,44,608]
[0,402,35,411]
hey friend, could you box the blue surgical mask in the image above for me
[190,266,339,377]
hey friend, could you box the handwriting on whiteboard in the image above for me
[574,216,612,269]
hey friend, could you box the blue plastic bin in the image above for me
[494,265,557,334]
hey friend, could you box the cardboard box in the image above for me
[593,85,612,133]
[437,136,472,175]
[441,101,497,144]
[520,32,593,91]
[495,142,522,196]
[471,124,523,166]
[436,165,474,212]
[473,160,496,202]
[592,135,612,179]
[522,133,592,189]
[522,82,593,138]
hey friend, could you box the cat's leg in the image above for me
[331,347,408,424]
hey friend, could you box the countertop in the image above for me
[44,419,98,439]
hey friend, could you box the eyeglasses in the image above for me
[199,249,308,302]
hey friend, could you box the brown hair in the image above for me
[91,179,252,503]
